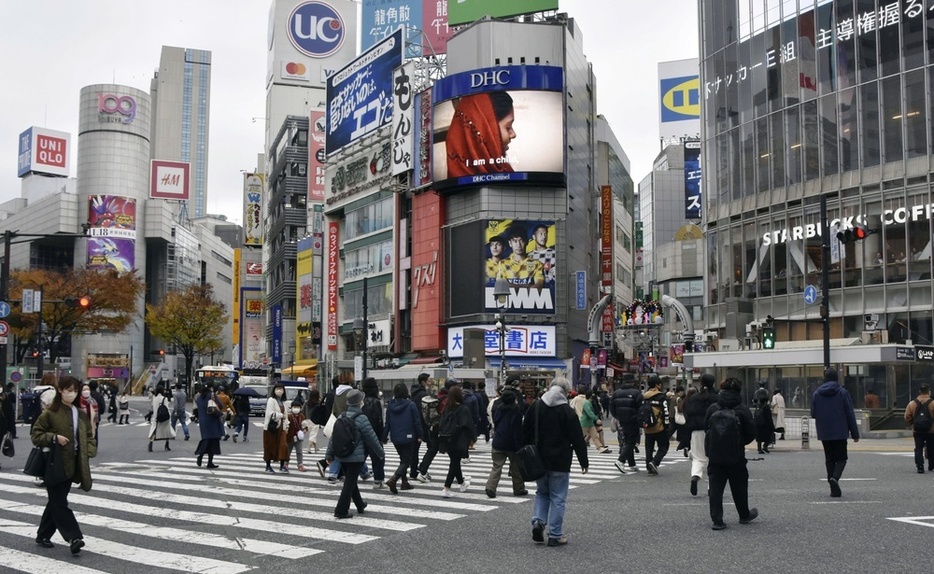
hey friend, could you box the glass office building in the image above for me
[699,0,934,409]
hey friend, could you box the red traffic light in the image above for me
[64,295,91,308]
[159,349,165,356]
[836,224,875,244]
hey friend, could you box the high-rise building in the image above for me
[150,46,212,218]
[691,0,934,410]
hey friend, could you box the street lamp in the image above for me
[493,278,511,387]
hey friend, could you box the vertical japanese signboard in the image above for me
[243,173,265,246]
[327,221,340,351]
[391,62,415,175]
[600,185,614,334]
[684,141,702,219]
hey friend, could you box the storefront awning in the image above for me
[684,340,912,369]
[488,357,569,371]
[410,355,442,365]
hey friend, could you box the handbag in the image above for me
[44,441,68,487]
[516,402,547,482]
[322,413,338,438]
[268,415,279,433]
[23,446,47,477]
[1,432,13,458]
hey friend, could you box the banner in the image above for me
[86,195,136,271]
[243,173,264,246]
[309,110,326,202]
[326,27,403,154]
[391,62,416,175]
[684,141,702,220]
[327,221,339,351]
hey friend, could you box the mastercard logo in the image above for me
[285,62,307,75]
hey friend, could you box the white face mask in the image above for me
[291,407,300,414]
[81,390,91,398]
[62,390,78,404]
[275,389,284,397]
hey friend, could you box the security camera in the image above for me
[865,314,879,323]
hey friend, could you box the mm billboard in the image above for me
[431,65,565,190]
[447,0,558,26]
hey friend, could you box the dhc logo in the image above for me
[660,75,700,122]
[288,1,345,58]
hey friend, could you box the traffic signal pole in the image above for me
[820,196,831,369]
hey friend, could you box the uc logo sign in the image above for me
[660,75,700,122]
[288,1,345,58]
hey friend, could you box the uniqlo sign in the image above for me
[18,126,70,177]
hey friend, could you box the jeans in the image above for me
[532,471,570,539]
[171,411,189,438]
[328,459,369,480]
[617,427,639,467]
[392,441,416,479]
[645,430,669,467]
[708,459,751,524]
[690,430,709,479]
[334,461,365,516]
[368,450,385,482]
[37,480,82,542]
[233,414,250,438]
[914,433,934,470]
[486,448,525,493]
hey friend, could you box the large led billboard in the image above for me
[326,27,403,155]
[431,65,564,190]
[447,0,558,26]
[86,195,136,272]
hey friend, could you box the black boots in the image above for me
[148,442,153,452]
[164,441,171,451]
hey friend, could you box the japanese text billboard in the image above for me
[243,173,264,246]
[684,141,702,220]
[447,324,556,357]
[362,0,452,56]
[326,27,403,155]
[431,65,564,190]
[309,110,326,202]
[484,219,556,314]
[86,195,136,272]
[391,62,416,175]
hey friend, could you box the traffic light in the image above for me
[762,327,776,350]
[64,295,91,308]
[31,349,39,359]
[836,223,875,244]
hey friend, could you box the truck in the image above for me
[238,374,271,417]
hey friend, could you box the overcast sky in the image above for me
[0,1,698,226]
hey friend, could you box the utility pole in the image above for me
[820,195,831,369]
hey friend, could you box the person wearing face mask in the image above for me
[31,375,97,555]
[285,398,307,472]
[263,384,290,473]
[148,385,176,452]
[78,384,99,434]
[194,383,224,469]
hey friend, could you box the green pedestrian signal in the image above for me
[762,327,776,350]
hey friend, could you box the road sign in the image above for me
[0,301,10,318]
[10,370,21,382]
[803,285,818,305]
[22,289,33,313]
[0,321,9,337]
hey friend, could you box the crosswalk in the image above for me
[0,440,679,572]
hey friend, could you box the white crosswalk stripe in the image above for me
[0,438,676,572]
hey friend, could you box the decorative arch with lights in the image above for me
[619,299,664,326]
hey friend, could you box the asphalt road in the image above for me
[0,402,929,574]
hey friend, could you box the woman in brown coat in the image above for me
[31,375,97,555]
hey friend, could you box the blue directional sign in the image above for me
[803,285,818,305]
[0,301,9,318]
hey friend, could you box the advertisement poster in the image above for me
[447,0,557,25]
[483,219,556,314]
[326,27,403,154]
[243,173,264,246]
[684,141,702,220]
[361,0,452,56]
[432,66,564,190]
[86,195,136,271]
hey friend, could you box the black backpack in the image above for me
[330,412,361,458]
[309,403,330,425]
[437,407,461,453]
[156,399,170,423]
[362,397,384,437]
[706,405,743,463]
[636,400,658,429]
[913,398,933,432]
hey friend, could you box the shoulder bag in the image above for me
[1,431,13,458]
[516,402,547,481]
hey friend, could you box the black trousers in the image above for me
[392,441,416,479]
[418,428,439,475]
[408,437,422,478]
[821,439,848,480]
[914,433,934,470]
[37,480,82,542]
[618,427,639,467]
[444,450,466,488]
[334,461,365,516]
[708,459,751,524]
[645,430,669,466]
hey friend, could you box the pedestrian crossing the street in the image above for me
[0,440,679,572]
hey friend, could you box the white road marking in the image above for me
[0,545,106,574]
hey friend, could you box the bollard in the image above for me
[801,416,810,450]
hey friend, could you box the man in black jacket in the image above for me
[705,377,758,530]
[609,377,642,474]
[484,387,527,498]
[523,377,589,547]
[684,374,719,495]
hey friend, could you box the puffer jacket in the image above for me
[609,384,642,429]
[382,398,423,445]
[684,387,719,432]
[32,404,98,491]
[325,404,385,463]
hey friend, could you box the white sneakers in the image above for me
[459,477,471,493]
[442,487,453,498]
